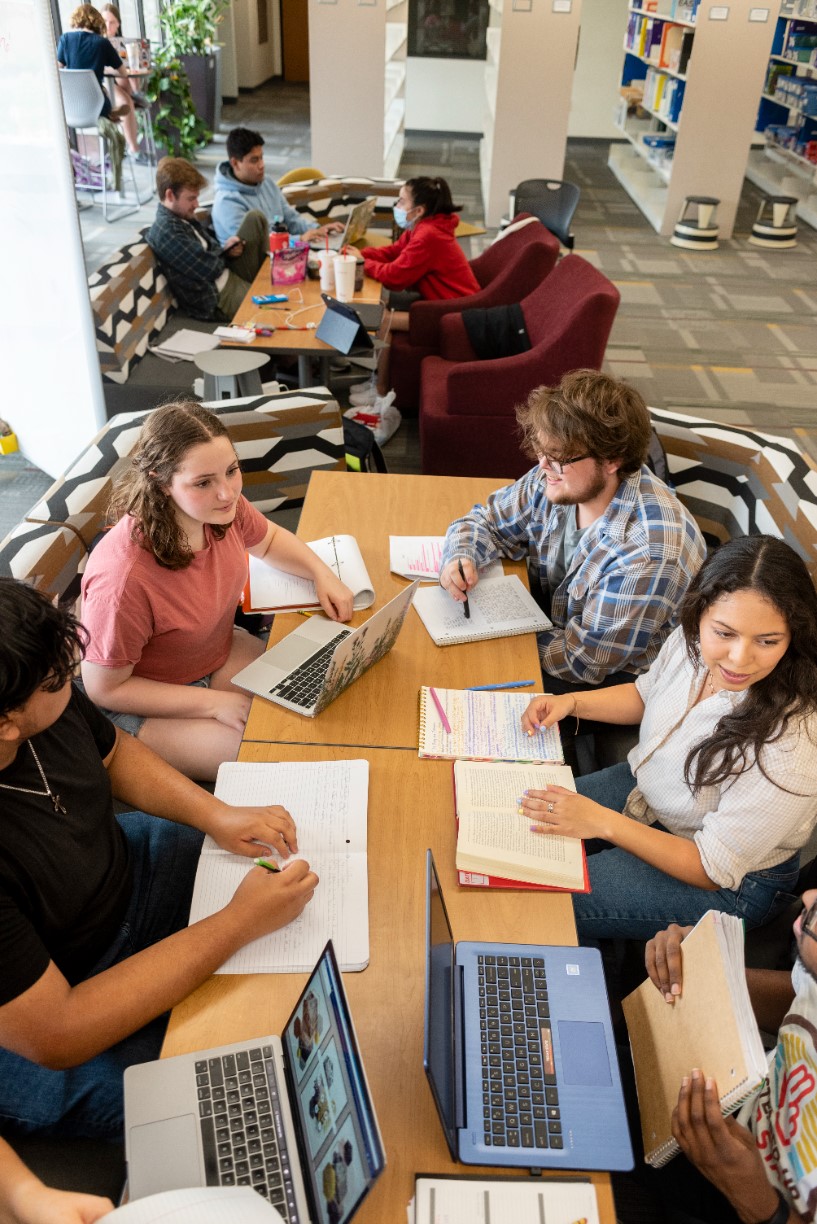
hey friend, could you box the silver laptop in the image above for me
[125,942,385,1221]
[312,197,378,251]
[231,582,419,717]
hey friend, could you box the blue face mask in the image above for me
[393,205,411,229]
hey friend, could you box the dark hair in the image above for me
[156,156,207,199]
[227,128,265,162]
[680,535,817,792]
[0,580,87,717]
[404,176,458,218]
[515,369,652,476]
[109,402,237,570]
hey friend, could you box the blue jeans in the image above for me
[0,812,203,1140]
[571,762,801,943]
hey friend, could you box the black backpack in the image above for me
[343,417,387,473]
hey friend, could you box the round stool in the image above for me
[748,194,798,248]
[194,350,269,400]
[670,196,720,250]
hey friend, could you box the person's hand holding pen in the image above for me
[439,557,477,613]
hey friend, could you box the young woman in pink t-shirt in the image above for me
[80,403,353,780]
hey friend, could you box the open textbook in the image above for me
[623,910,768,1167]
[413,1175,600,1224]
[189,760,370,972]
[413,576,552,646]
[418,686,562,763]
[389,536,503,583]
[107,1186,279,1222]
[243,534,374,613]
[453,760,588,891]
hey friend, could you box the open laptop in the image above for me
[423,851,633,1171]
[124,941,385,1222]
[311,197,378,251]
[231,581,419,717]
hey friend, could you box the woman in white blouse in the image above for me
[520,535,817,940]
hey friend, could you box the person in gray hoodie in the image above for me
[212,127,342,247]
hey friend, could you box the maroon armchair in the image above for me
[390,217,561,414]
[419,254,620,479]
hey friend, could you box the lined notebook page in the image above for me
[413,576,552,646]
[189,761,369,973]
[419,687,562,762]
[108,1186,278,1221]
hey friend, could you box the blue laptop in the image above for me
[423,850,633,1171]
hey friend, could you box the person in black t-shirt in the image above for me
[0,579,318,1140]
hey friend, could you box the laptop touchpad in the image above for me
[129,1114,201,1194]
[558,1020,612,1087]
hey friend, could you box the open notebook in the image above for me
[413,576,551,646]
[242,534,374,613]
[418,686,562,763]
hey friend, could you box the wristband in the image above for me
[756,1190,789,1224]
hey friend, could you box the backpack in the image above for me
[343,417,388,473]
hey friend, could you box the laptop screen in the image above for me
[284,941,385,1223]
[423,851,459,1159]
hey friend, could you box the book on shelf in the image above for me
[622,910,768,1168]
[418,686,563,764]
[412,575,552,647]
[659,22,684,69]
[242,534,374,613]
[453,760,589,892]
[413,1174,600,1224]
[189,760,370,973]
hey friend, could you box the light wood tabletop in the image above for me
[243,471,538,749]
[163,744,615,1223]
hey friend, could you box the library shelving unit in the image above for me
[746,1,817,230]
[308,0,407,178]
[480,0,582,229]
[608,0,777,239]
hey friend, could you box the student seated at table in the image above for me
[147,157,268,321]
[615,903,816,1224]
[79,403,353,781]
[101,2,147,160]
[519,535,817,942]
[0,1134,114,1222]
[0,579,318,1140]
[440,370,705,692]
[346,176,480,445]
[57,3,130,189]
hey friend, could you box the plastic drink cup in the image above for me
[318,250,337,291]
[126,40,141,70]
[269,231,289,254]
[334,254,357,303]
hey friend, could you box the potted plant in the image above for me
[145,0,228,159]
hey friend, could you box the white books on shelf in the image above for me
[412,575,551,646]
[244,535,374,612]
[189,760,370,973]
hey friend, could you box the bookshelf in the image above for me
[308,0,407,179]
[746,2,817,231]
[480,0,582,229]
[608,0,777,239]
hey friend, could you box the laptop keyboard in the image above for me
[270,633,350,709]
[196,1046,300,1221]
[478,954,562,1151]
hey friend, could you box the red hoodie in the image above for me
[360,213,480,300]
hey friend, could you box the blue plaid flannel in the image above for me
[441,465,705,684]
[147,204,225,320]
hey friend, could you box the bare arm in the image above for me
[81,659,251,733]
[521,685,646,734]
[0,1136,113,1223]
[248,521,353,622]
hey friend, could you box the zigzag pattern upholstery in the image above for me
[88,229,173,385]
[280,176,401,229]
[0,390,345,605]
[650,407,817,571]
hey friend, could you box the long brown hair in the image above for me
[680,535,817,792]
[110,402,238,570]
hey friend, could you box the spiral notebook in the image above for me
[242,534,374,613]
[622,910,768,1167]
[418,686,562,763]
[413,576,552,646]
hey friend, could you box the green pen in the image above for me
[254,856,281,873]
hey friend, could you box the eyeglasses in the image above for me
[800,900,817,946]
[537,452,592,475]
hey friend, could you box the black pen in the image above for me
[458,559,470,619]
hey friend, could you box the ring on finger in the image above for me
[546,802,554,814]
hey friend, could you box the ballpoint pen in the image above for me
[467,680,536,691]
[457,559,470,619]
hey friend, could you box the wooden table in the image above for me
[243,471,538,749]
[227,261,384,387]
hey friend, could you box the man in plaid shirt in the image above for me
[147,157,268,321]
[440,370,705,690]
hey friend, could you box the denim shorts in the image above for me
[74,674,212,737]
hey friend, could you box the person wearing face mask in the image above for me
[346,176,479,445]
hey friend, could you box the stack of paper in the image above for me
[148,329,220,363]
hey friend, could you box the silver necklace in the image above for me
[0,742,66,814]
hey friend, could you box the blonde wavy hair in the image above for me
[70,4,106,33]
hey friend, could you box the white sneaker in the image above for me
[345,391,401,446]
[349,385,379,407]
